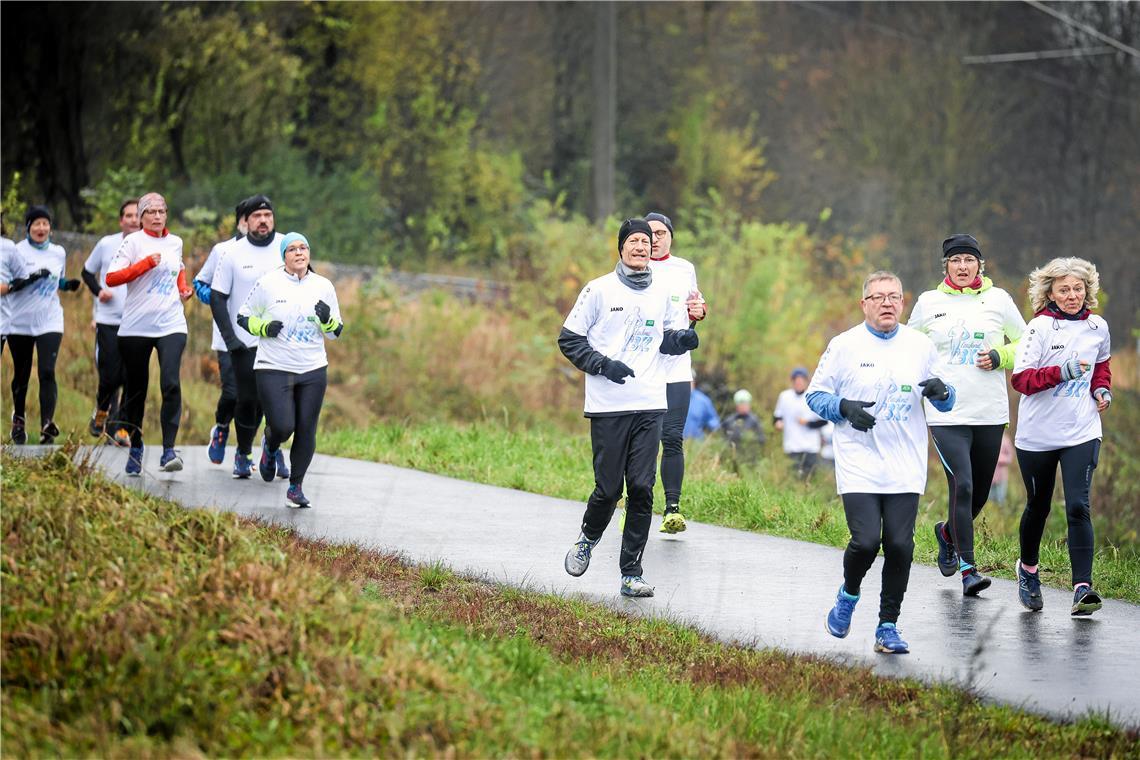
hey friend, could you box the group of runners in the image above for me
[0,195,343,508]
[558,220,1113,654]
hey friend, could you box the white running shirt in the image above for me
[195,237,239,351]
[5,239,67,336]
[108,229,187,338]
[648,255,699,384]
[774,388,824,454]
[239,267,341,374]
[808,323,946,495]
[1,237,28,335]
[211,234,283,350]
[84,232,128,326]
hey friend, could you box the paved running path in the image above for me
[57,445,1140,727]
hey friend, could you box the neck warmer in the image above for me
[247,229,274,247]
[865,322,900,340]
[615,259,652,290]
[1039,301,1090,321]
[27,236,49,250]
[942,274,985,292]
[143,227,169,238]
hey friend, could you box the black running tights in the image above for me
[7,332,62,425]
[660,381,690,505]
[256,367,327,486]
[215,349,238,427]
[119,333,186,449]
[841,492,919,626]
[930,424,1004,568]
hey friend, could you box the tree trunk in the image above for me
[591,1,616,222]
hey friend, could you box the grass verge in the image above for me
[3,451,1137,757]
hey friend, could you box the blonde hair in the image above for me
[862,270,902,298]
[1027,257,1099,313]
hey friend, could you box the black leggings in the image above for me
[229,346,263,454]
[256,367,327,486]
[119,333,186,449]
[841,492,919,625]
[94,323,126,422]
[1017,439,1099,586]
[930,424,1005,568]
[7,332,62,425]
[660,381,691,504]
[582,412,663,577]
[215,349,237,427]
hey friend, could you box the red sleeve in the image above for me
[1011,365,1062,396]
[177,268,190,295]
[106,256,158,287]
[1090,358,1111,393]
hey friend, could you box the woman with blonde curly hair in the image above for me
[1010,257,1111,616]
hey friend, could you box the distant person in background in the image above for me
[81,198,139,446]
[908,233,1026,597]
[988,432,1014,506]
[684,377,720,439]
[5,206,80,444]
[819,422,836,473]
[1011,257,1111,617]
[723,388,765,464]
[774,367,827,480]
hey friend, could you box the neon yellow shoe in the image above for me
[660,505,687,534]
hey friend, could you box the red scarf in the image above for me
[143,227,169,238]
[943,275,982,291]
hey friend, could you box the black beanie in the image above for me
[25,205,51,231]
[942,233,981,259]
[235,197,251,224]
[244,194,273,214]
[644,211,674,238]
[618,218,653,254]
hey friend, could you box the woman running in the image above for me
[1010,257,1111,616]
[908,234,1026,595]
[105,192,193,474]
[237,232,342,508]
[5,206,80,444]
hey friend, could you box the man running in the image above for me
[644,211,706,533]
[208,195,283,479]
[81,198,139,446]
[807,270,955,654]
[558,218,700,597]
[774,367,827,480]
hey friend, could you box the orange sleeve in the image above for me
[106,255,158,287]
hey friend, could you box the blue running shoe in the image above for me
[961,568,991,597]
[233,451,253,479]
[620,575,655,597]
[208,424,229,464]
[874,623,909,654]
[935,521,957,577]
[126,445,143,477]
[286,483,311,509]
[1071,585,1102,617]
[564,532,598,577]
[275,448,290,479]
[1016,562,1044,612]
[159,447,183,472]
[826,585,860,638]
[258,438,277,482]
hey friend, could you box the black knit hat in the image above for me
[618,218,653,254]
[942,233,982,259]
[244,194,273,214]
[24,205,51,231]
[644,211,674,238]
[235,197,251,224]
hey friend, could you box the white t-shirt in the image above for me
[1,237,28,335]
[1013,313,1111,452]
[108,229,187,338]
[908,284,1025,425]
[774,388,824,454]
[649,255,699,384]
[563,271,688,416]
[83,232,127,325]
[4,239,66,336]
[807,323,946,495]
[211,233,283,350]
[239,267,341,374]
[195,237,239,351]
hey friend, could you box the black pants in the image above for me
[841,492,919,625]
[660,381,690,505]
[930,424,1005,568]
[256,367,327,486]
[229,346,263,455]
[582,412,663,577]
[119,333,186,449]
[215,349,238,427]
[94,323,126,425]
[7,332,62,425]
[788,451,819,480]
[1017,439,1099,586]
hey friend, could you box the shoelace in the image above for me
[574,541,592,561]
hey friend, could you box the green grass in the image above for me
[322,420,1140,604]
[3,450,1136,757]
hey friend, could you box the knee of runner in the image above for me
[625,484,654,510]
[882,536,915,559]
[1064,501,1091,523]
[660,435,684,456]
[849,537,881,557]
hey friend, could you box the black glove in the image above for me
[264,320,284,338]
[224,335,246,353]
[839,399,876,432]
[314,299,331,323]
[30,268,51,282]
[600,358,636,384]
[919,377,950,401]
[60,278,81,292]
[678,329,699,351]
[984,349,1001,371]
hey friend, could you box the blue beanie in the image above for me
[279,231,309,260]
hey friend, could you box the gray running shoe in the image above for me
[620,575,655,597]
[564,533,598,577]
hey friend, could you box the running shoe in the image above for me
[10,415,27,445]
[1016,562,1044,612]
[826,585,860,638]
[208,424,229,464]
[564,532,598,577]
[961,569,992,597]
[39,421,60,445]
[89,409,108,437]
[286,483,311,509]
[126,446,143,477]
[660,503,687,534]
[934,521,958,577]
[258,437,277,482]
[275,448,290,479]
[159,447,183,472]
[233,451,253,479]
[620,575,655,597]
[1071,585,1103,617]
[874,623,909,654]
[112,428,131,448]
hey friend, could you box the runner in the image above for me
[807,270,955,654]
[558,218,700,597]
[5,206,80,444]
[106,192,193,474]
[1010,257,1111,616]
[81,198,140,446]
[208,195,282,479]
[1,230,30,353]
[645,211,706,533]
[237,232,342,508]
[773,367,827,480]
[907,234,1026,595]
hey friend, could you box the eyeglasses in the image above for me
[864,293,904,305]
[651,229,670,239]
[142,208,168,216]
[946,255,978,266]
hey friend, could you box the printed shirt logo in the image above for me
[1051,344,1066,350]
[934,312,947,319]
[620,306,655,353]
[874,374,913,422]
[610,306,624,312]
[146,268,177,296]
[1053,352,1090,399]
[947,320,984,366]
